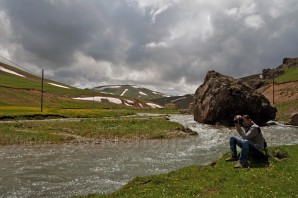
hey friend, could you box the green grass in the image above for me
[0,125,72,145]
[77,144,298,198]
[0,116,187,145]
[0,67,123,106]
[274,67,298,83]
[0,105,178,119]
[275,100,298,122]
[0,69,94,96]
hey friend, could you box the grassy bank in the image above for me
[77,144,298,198]
[275,100,298,122]
[274,67,298,83]
[0,115,192,145]
[0,105,178,118]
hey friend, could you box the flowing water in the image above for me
[0,115,298,198]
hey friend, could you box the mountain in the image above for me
[93,85,168,101]
[150,94,194,109]
[93,84,194,110]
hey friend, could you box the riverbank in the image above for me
[77,144,298,198]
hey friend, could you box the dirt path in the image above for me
[258,81,298,104]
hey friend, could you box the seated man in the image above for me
[226,115,266,168]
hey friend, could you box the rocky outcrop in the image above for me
[262,57,298,79]
[238,74,265,91]
[262,68,284,79]
[281,57,298,69]
[193,71,277,126]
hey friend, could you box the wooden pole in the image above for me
[272,69,275,105]
[41,69,44,112]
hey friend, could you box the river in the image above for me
[0,114,298,198]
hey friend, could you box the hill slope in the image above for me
[150,94,194,109]
[254,58,298,121]
[0,62,162,109]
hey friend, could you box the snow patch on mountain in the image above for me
[48,82,70,89]
[97,86,121,90]
[121,89,128,96]
[139,91,148,96]
[0,66,26,78]
[124,99,134,104]
[132,85,143,89]
[146,103,163,109]
[171,97,186,103]
[73,96,122,104]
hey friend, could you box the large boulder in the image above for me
[193,70,277,126]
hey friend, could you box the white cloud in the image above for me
[145,42,168,48]
[244,15,265,30]
[238,0,257,16]
[0,10,12,36]
[169,12,214,42]
[150,4,172,24]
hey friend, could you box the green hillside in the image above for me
[0,62,158,112]
[274,67,298,83]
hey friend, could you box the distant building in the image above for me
[165,103,176,110]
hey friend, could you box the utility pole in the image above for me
[41,69,44,112]
[272,69,275,105]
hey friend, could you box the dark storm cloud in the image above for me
[0,0,298,94]
[2,0,94,66]
[3,0,148,67]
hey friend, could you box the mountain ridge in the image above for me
[93,84,169,101]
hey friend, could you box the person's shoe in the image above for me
[233,162,248,168]
[225,156,238,162]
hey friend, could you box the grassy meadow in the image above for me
[274,67,298,83]
[275,100,298,122]
[0,64,183,145]
[0,115,189,145]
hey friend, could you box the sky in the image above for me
[0,0,297,95]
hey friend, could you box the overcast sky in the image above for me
[0,0,297,95]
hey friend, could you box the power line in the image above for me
[0,54,40,76]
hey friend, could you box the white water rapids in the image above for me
[0,114,298,198]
